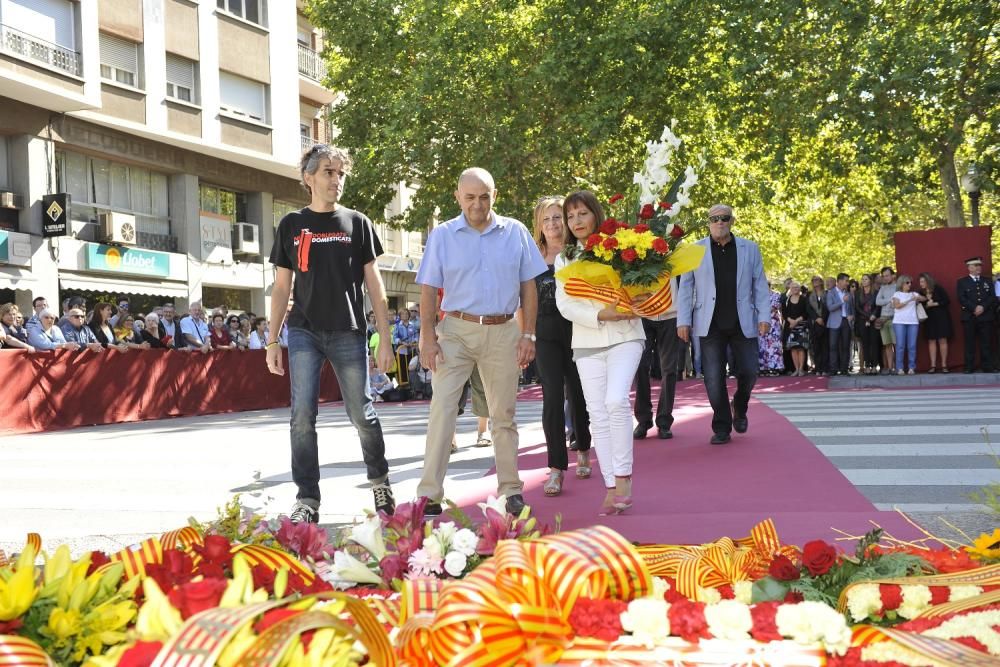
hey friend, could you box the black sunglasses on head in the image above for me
[708,214,732,223]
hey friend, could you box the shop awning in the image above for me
[60,275,189,299]
[0,267,37,291]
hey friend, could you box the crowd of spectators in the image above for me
[0,295,287,356]
[365,306,430,401]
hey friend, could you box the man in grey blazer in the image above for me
[676,205,771,444]
[825,272,854,375]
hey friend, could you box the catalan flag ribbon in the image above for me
[397,525,652,667]
[231,544,316,584]
[836,563,1000,614]
[556,243,705,317]
[0,635,53,667]
[849,625,998,667]
[110,537,164,580]
[636,518,795,600]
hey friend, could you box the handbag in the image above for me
[916,303,928,322]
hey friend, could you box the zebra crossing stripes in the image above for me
[757,388,1000,513]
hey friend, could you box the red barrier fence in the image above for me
[0,348,341,434]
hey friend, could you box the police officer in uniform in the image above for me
[956,256,997,373]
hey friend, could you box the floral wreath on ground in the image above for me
[1,496,998,666]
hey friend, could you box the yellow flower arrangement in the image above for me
[966,528,1000,561]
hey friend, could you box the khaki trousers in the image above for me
[417,316,523,501]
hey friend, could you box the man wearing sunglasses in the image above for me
[676,205,771,445]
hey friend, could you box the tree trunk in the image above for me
[938,147,966,228]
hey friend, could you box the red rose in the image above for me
[633,224,650,233]
[617,221,629,229]
[609,193,624,205]
[801,540,838,576]
[669,225,684,238]
[639,204,655,219]
[879,584,903,612]
[783,590,804,603]
[600,220,620,236]
[749,601,782,642]
[666,599,711,642]
[651,238,669,254]
[568,597,627,642]
[585,233,602,250]
[117,641,163,667]
[768,554,800,581]
[145,549,195,592]
[621,248,638,263]
[167,578,227,619]
[193,535,233,567]
[658,201,671,210]
[251,563,277,594]
[196,562,226,581]
[602,237,618,250]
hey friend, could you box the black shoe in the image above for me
[423,500,443,517]
[505,494,526,515]
[633,422,652,439]
[289,502,319,524]
[657,428,673,440]
[732,402,748,434]
[710,433,731,445]
[372,481,395,516]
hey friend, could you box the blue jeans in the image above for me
[893,322,918,371]
[287,327,389,505]
[700,326,760,435]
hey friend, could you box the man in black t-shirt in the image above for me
[267,144,397,523]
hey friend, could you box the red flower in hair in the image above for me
[639,204,655,219]
[652,238,669,254]
[609,193,624,205]
[599,220,620,236]
[602,237,619,250]
[621,248,638,263]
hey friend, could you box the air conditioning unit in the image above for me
[232,222,260,255]
[0,191,24,209]
[98,212,138,245]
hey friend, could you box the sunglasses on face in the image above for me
[708,214,732,223]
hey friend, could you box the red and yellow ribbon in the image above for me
[836,562,1000,614]
[397,525,652,667]
[0,636,53,667]
[636,518,794,599]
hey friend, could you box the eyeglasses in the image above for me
[541,216,563,225]
[708,214,732,223]
[69,314,84,319]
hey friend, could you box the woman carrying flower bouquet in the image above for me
[555,190,645,515]
[532,195,592,497]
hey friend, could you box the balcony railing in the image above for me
[0,24,81,77]
[301,135,316,154]
[297,43,326,82]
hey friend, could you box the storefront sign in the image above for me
[200,212,234,264]
[42,194,70,237]
[0,231,32,266]
[86,244,170,277]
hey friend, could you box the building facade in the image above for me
[0,0,423,318]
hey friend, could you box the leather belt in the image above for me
[448,311,515,325]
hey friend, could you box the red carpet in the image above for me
[455,375,925,547]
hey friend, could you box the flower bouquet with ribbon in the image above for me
[556,123,706,316]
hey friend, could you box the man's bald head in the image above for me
[457,167,495,191]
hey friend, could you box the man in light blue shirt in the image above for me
[180,301,212,353]
[416,167,547,517]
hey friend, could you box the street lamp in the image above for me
[960,163,981,227]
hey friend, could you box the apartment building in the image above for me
[0,0,423,317]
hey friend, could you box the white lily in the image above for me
[330,550,384,587]
[477,495,507,516]
[348,514,386,560]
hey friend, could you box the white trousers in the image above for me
[575,340,644,487]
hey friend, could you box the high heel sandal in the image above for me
[543,470,563,496]
[599,488,618,516]
[575,451,592,479]
[613,476,632,513]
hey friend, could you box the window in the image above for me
[199,184,247,225]
[165,53,197,103]
[1,0,76,49]
[216,0,265,27]
[219,71,267,122]
[55,150,171,240]
[99,32,140,88]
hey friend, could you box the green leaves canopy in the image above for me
[307,0,999,278]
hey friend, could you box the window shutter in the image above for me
[219,71,265,121]
[165,54,194,89]
[99,33,137,73]
[4,0,75,48]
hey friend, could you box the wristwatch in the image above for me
[521,333,536,342]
